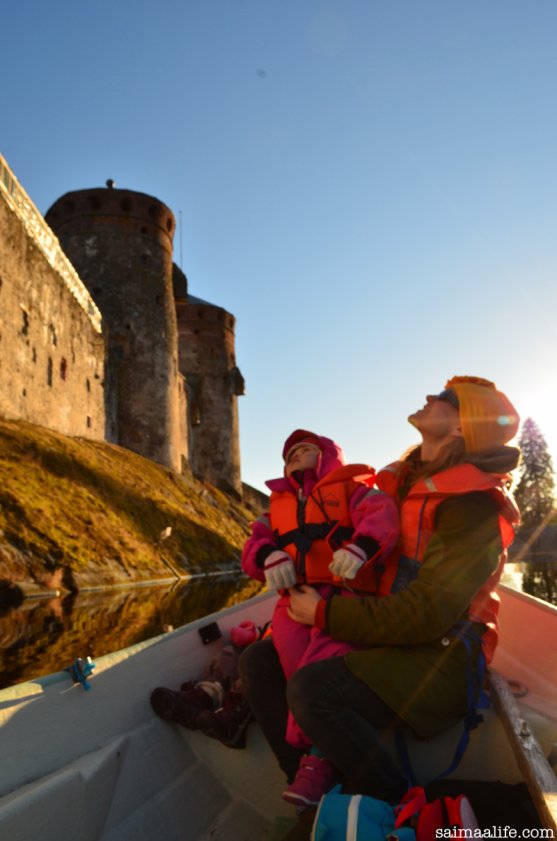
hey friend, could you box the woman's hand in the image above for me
[287,585,323,625]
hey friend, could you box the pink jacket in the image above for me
[241,432,399,585]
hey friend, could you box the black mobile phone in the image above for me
[198,621,222,645]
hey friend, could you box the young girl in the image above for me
[241,429,399,805]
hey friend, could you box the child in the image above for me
[241,429,399,806]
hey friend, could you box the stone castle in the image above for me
[0,155,250,498]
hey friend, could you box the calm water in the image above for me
[501,561,557,606]
[1,564,555,690]
[0,574,258,689]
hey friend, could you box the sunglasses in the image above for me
[436,389,460,410]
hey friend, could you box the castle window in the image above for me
[47,357,53,387]
[60,358,67,381]
[121,198,133,212]
[86,416,91,428]
[32,347,37,363]
[22,389,26,397]
[49,324,57,346]
[89,195,102,211]
[86,378,91,392]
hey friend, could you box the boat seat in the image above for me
[385,692,557,786]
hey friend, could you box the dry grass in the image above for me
[0,418,258,593]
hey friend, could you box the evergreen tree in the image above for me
[514,417,555,529]
[514,418,556,605]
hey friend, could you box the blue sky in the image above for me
[3,1,557,492]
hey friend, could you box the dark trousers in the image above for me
[239,638,406,800]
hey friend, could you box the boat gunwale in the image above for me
[0,589,276,697]
[498,582,557,615]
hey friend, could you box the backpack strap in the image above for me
[396,621,489,785]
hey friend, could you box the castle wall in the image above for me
[176,296,244,496]
[0,158,105,439]
[0,158,243,490]
[241,482,269,514]
[46,188,185,473]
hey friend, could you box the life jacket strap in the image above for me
[274,521,353,553]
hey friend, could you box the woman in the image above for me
[239,376,520,809]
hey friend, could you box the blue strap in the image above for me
[395,621,489,785]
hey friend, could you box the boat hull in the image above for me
[0,585,555,840]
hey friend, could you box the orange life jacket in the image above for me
[376,462,519,662]
[269,464,375,587]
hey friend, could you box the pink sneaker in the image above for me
[282,755,336,807]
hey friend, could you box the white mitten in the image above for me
[329,543,367,579]
[264,550,297,589]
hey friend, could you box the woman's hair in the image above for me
[399,437,467,487]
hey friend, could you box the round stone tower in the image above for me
[46,185,184,472]
[175,290,244,496]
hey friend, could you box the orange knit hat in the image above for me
[445,376,519,454]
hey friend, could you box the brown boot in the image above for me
[196,690,253,748]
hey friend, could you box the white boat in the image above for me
[0,584,556,841]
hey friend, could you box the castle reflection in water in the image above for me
[0,574,258,690]
[1,564,555,691]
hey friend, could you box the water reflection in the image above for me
[501,562,557,605]
[2,565,555,690]
[0,574,259,689]
[522,562,557,605]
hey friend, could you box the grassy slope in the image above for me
[0,418,262,596]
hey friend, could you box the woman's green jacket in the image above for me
[324,491,502,737]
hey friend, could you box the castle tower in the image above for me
[175,286,244,496]
[46,186,185,473]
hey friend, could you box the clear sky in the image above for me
[3,1,557,492]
